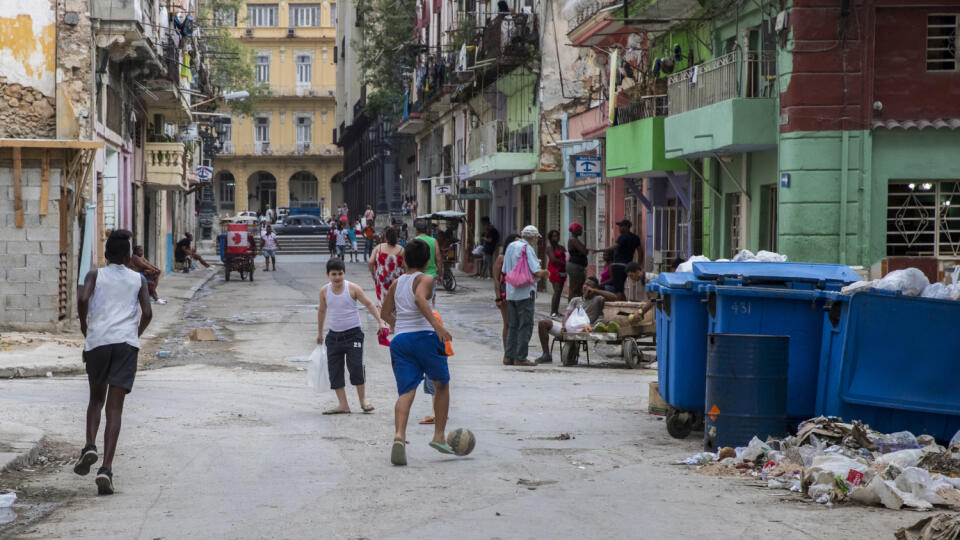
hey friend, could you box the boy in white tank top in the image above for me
[380,239,455,465]
[316,257,388,414]
[74,230,153,495]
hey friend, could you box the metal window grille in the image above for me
[290,4,318,26]
[888,180,960,258]
[927,14,958,71]
[248,4,278,27]
[728,193,743,257]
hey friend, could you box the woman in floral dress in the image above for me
[368,226,405,303]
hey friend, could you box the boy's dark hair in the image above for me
[105,229,133,264]
[586,276,600,286]
[502,233,519,249]
[385,226,398,246]
[626,262,642,274]
[326,257,346,273]
[414,218,429,234]
[405,238,430,269]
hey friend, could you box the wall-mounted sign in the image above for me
[575,156,601,179]
[196,166,213,181]
[780,172,790,188]
[435,184,452,195]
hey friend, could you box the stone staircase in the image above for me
[276,235,330,255]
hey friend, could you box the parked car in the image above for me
[272,215,331,235]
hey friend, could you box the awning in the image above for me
[561,182,598,203]
[450,187,492,200]
[515,171,563,185]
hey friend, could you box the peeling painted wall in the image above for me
[0,0,57,138]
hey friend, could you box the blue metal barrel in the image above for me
[704,334,789,451]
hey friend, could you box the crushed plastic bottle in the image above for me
[0,492,15,507]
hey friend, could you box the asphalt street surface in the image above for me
[0,255,914,539]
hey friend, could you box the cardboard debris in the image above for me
[895,513,960,540]
[187,328,218,342]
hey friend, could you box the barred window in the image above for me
[888,180,960,257]
[928,14,958,71]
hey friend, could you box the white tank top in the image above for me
[85,265,143,351]
[394,272,435,335]
[325,280,362,332]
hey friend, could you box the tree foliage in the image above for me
[198,0,270,116]
[353,0,418,116]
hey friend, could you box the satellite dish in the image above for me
[593,53,608,68]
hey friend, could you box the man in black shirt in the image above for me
[174,232,210,272]
[479,216,500,278]
[596,219,643,294]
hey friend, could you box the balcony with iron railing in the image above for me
[269,85,337,98]
[664,50,779,159]
[613,95,668,126]
[218,142,343,157]
[462,120,537,181]
[606,94,686,178]
[566,0,620,33]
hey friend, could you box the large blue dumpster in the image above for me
[817,290,960,442]
[647,273,712,419]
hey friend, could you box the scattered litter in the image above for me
[676,255,710,273]
[843,268,933,296]
[186,328,218,342]
[45,371,52,377]
[676,415,960,512]
[895,513,960,540]
[0,492,15,507]
[517,479,558,487]
[156,350,173,358]
[542,433,574,441]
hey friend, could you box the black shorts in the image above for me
[83,343,139,393]
[326,327,365,389]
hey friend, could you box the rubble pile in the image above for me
[677,417,960,511]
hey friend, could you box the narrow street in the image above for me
[0,256,913,539]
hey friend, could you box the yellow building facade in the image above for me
[213,0,342,217]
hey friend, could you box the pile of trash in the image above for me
[842,267,960,300]
[675,250,788,272]
[677,417,960,511]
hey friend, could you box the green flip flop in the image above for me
[322,408,350,415]
[391,440,407,466]
[429,441,455,455]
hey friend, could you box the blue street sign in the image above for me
[575,157,601,179]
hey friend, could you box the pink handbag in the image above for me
[504,244,535,288]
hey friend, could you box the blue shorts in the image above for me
[390,331,449,395]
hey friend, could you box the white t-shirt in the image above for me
[262,233,277,251]
[336,229,348,246]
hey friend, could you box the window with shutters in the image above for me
[927,14,958,72]
[296,117,312,152]
[255,117,270,153]
[290,4,319,26]
[329,3,337,26]
[255,54,270,83]
[296,55,312,85]
[247,4,278,27]
[215,8,237,26]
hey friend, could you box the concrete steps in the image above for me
[276,235,330,255]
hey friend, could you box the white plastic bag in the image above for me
[471,245,484,256]
[754,250,788,262]
[676,255,710,273]
[307,345,329,392]
[564,306,590,333]
[874,268,929,296]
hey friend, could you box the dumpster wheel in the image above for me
[622,339,639,369]
[666,408,694,439]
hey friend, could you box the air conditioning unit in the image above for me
[327,89,335,96]
[287,28,296,38]
[308,89,317,96]
[244,28,253,37]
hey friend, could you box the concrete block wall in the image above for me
[0,166,64,329]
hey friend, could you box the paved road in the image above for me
[0,255,914,539]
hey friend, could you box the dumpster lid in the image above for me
[692,262,860,285]
[654,272,704,289]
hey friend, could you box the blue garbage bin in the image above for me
[646,272,713,438]
[817,290,960,443]
[693,261,860,291]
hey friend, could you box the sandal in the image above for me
[429,441,455,455]
[391,440,407,466]
[322,408,350,415]
[361,403,375,413]
[419,416,435,425]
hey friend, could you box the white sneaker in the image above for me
[155,298,167,305]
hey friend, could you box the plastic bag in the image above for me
[874,268,929,296]
[307,345,329,392]
[676,255,710,273]
[471,245,484,256]
[732,249,756,262]
[564,306,590,333]
[951,429,960,447]
[754,250,788,262]
[504,244,535,288]
[922,283,950,299]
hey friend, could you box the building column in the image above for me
[235,173,248,213]
[277,171,290,209]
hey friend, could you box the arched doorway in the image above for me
[289,170,320,212]
[247,171,277,215]
[215,171,236,215]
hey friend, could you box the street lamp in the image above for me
[191,90,251,109]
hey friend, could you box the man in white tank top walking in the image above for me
[316,258,388,414]
[74,230,153,495]
[380,239,455,465]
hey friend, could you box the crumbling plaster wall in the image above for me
[0,0,58,138]
[57,0,94,140]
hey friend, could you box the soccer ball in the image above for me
[446,428,476,456]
